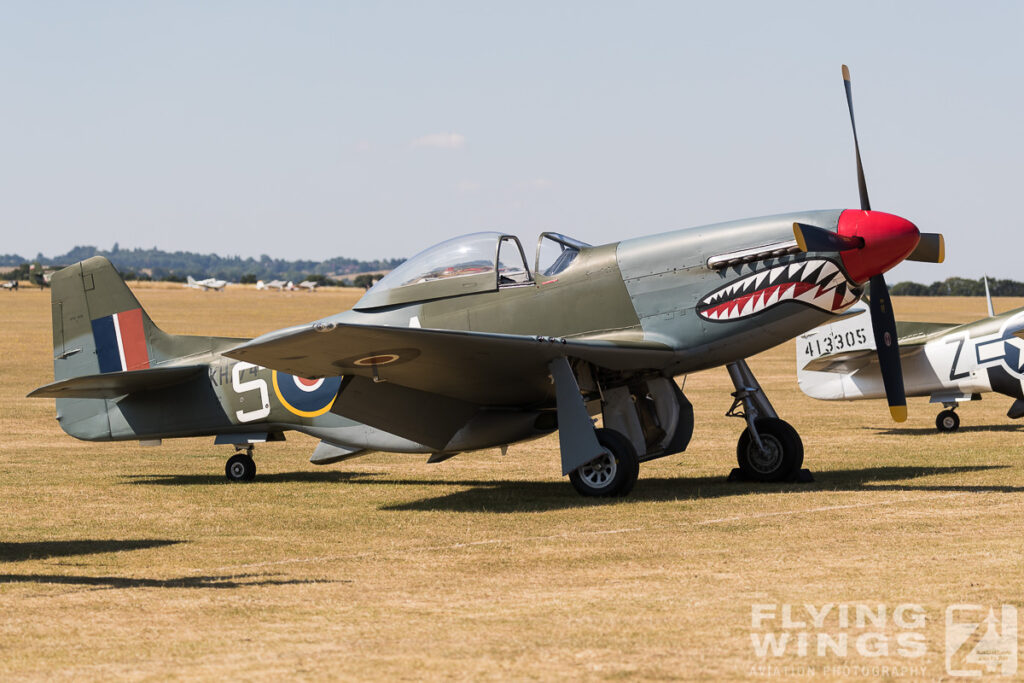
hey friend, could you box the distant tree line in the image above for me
[890,277,1024,297]
[0,244,403,285]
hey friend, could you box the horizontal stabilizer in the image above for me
[28,365,206,399]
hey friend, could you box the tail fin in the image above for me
[50,257,241,382]
[44,257,244,440]
[51,257,165,382]
[187,275,197,286]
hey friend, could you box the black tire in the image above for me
[736,418,804,482]
[568,428,640,498]
[936,410,960,432]
[225,453,256,482]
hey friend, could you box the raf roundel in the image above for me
[271,372,343,418]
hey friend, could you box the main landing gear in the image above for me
[567,428,640,497]
[726,360,805,482]
[225,445,257,482]
[549,358,694,498]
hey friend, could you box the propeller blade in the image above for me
[905,232,945,263]
[793,222,864,253]
[868,273,907,422]
[842,64,871,211]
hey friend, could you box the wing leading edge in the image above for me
[224,323,676,406]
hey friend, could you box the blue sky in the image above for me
[2,1,1020,281]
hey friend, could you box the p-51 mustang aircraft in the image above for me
[798,279,1024,432]
[29,66,945,497]
[186,275,228,292]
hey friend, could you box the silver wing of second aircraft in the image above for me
[797,294,1024,431]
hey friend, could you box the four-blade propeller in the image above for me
[792,65,947,422]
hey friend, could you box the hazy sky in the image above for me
[2,1,1020,281]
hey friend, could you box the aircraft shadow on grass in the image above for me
[0,572,346,590]
[121,464,1023,513]
[124,471,377,486]
[378,465,1024,513]
[867,424,1024,436]
[0,539,183,563]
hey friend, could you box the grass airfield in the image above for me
[2,284,1023,680]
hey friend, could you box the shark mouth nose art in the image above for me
[698,259,859,322]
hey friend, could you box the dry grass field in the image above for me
[2,285,1022,680]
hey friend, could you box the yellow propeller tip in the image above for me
[937,235,945,264]
[890,405,908,422]
[842,64,851,81]
[792,223,809,252]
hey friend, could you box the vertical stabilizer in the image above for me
[50,257,166,382]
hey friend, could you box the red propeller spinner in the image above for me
[835,210,921,284]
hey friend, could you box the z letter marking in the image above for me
[947,336,971,381]
[233,362,271,423]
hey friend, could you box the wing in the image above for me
[225,323,675,406]
[801,341,927,374]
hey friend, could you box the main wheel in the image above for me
[936,410,960,432]
[736,418,803,482]
[568,428,640,498]
[225,453,256,482]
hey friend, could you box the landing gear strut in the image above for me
[936,406,960,432]
[726,360,804,482]
[225,445,256,482]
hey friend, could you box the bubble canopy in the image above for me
[354,232,535,310]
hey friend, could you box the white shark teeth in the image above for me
[700,258,854,321]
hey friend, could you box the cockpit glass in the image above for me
[497,237,532,285]
[536,233,590,277]
[364,232,498,296]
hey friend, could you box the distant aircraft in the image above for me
[797,279,1024,432]
[297,280,319,292]
[186,275,227,292]
[28,264,55,288]
[29,66,944,497]
[256,279,294,291]
[1,280,18,291]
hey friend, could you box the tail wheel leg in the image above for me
[225,446,256,482]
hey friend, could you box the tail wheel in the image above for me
[225,453,256,482]
[736,418,803,482]
[569,428,639,498]
[936,410,960,432]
